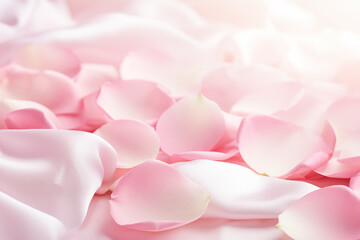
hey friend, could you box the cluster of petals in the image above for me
[1,0,360,239]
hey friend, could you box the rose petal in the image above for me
[326,96,360,144]
[0,99,60,129]
[1,66,80,114]
[120,48,207,96]
[274,81,346,131]
[169,150,237,162]
[278,186,360,240]
[237,115,333,177]
[231,82,303,116]
[110,160,210,231]
[315,132,360,178]
[350,173,360,193]
[97,80,174,122]
[5,108,56,129]
[95,119,160,168]
[156,95,225,155]
[76,63,118,97]
[201,64,293,111]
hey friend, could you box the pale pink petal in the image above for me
[274,81,346,131]
[231,82,303,116]
[315,132,360,178]
[120,48,208,96]
[237,115,333,177]
[314,157,360,179]
[350,173,360,193]
[303,172,350,188]
[1,66,80,114]
[110,160,210,231]
[76,63,118,97]
[0,99,60,129]
[211,112,242,152]
[169,150,237,163]
[164,114,241,163]
[70,91,112,131]
[156,95,225,155]
[5,108,56,129]
[13,44,80,77]
[173,160,318,219]
[335,132,360,161]
[201,64,293,111]
[278,186,360,240]
[0,130,117,230]
[97,168,131,195]
[95,120,160,168]
[97,80,174,122]
[326,96,360,144]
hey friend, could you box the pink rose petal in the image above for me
[95,119,160,168]
[1,66,80,114]
[76,63,118,97]
[169,150,237,163]
[278,186,360,240]
[0,99,60,129]
[326,96,360,144]
[315,132,360,178]
[201,64,293,111]
[156,95,225,155]
[231,82,303,116]
[350,173,360,193]
[5,108,56,129]
[274,81,346,131]
[110,160,210,231]
[97,80,174,122]
[120,48,207,96]
[237,115,334,177]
